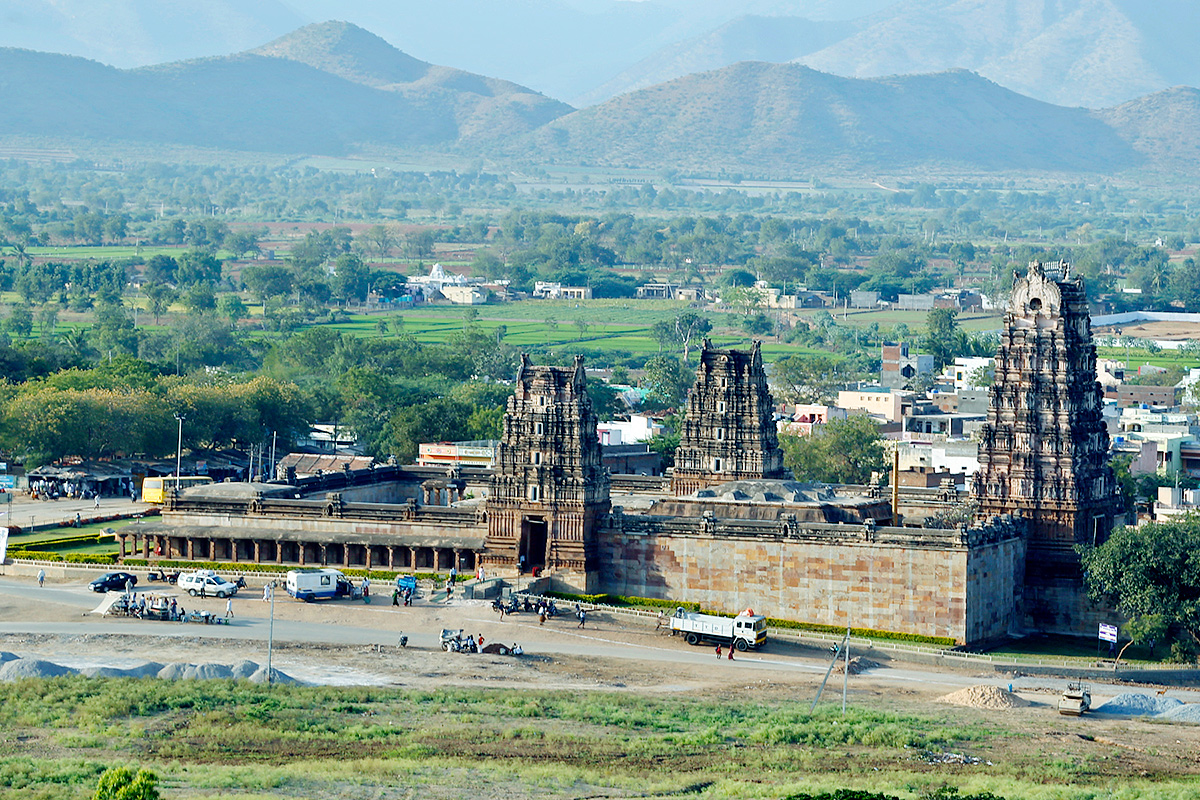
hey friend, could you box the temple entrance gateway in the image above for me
[520,517,547,573]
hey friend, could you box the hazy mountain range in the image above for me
[1,17,1198,177]
[2,0,1197,109]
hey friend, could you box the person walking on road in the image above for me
[37,569,45,588]
[577,609,586,629]
[715,643,722,659]
[93,491,100,510]
[727,645,734,661]
[225,598,234,619]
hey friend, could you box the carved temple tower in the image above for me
[484,354,610,591]
[973,260,1121,630]
[671,339,788,495]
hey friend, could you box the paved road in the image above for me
[2,496,148,530]
[3,576,1199,702]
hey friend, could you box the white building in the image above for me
[951,357,993,392]
[597,414,663,445]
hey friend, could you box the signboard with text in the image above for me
[1098,623,1118,643]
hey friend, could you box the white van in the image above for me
[285,568,356,602]
[178,570,239,598]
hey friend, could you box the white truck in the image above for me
[669,607,767,651]
[285,568,358,602]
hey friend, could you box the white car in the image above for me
[178,570,239,599]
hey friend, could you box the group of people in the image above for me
[29,481,102,504]
[392,586,415,606]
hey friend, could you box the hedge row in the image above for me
[9,551,117,565]
[121,558,447,584]
[546,591,957,647]
[18,533,117,551]
[546,591,701,613]
[768,618,958,647]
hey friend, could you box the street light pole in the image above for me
[174,413,186,479]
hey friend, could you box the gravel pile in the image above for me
[1095,693,1183,716]
[0,656,293,683]
[0,659,76,679]
[937,684,1030,709]
[1160,704,1200,723]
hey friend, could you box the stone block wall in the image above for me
[596,523,1024,645]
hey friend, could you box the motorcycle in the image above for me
[397,633,408,648]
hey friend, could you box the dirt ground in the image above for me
[1094,320,1200,341]
[4,573,1200,783]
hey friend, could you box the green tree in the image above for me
[145,284,178,324]
[142,254,178,286]
[176,250,222,287]
[93,766,159,800]
[332,254,370,303]
[642,354,692,410]
[778,415,886,484]
[923,308,959,369]
[241,263,295,301]
[181,283,217,315]
[6,303,33,338]
[217,294,248,328]
[772,355,847,404]
[385,397,474,463]
[1080,518,1200,657]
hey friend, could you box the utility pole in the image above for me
[174,413,186,479]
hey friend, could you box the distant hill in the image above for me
[1095,87,1200,172]
[794,0,1200,109]
[575,15,858,107]
[522,62,1142,175]
[0,0,304,68]
[0,21,570,154]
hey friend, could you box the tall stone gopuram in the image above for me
[484,354,610,591]
[973,260,1121,630]
[671,339,788,495]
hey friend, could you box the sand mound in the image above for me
[1096,693,1184,716]
[0,659,77,679]
[157,662,191,680]
[938,684,1030,709]
[249,666,295,685]
[231,660,260,679]
[182,663,234,680]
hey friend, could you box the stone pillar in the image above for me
[253,540,261,564]
[298,543,306,566]
[365,546,373,571]
[187,538,195,560]
[320,545,328,566]
[343,545,351,569]
[231,538,239,563]
[142,536,150,560]
[409,547,418,570]
[387,546,395,569]
[119,535,127,559]
[276,541,284,564]
[453,548,461,571]
[208,539,216,561]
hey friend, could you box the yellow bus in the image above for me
[141,476,213,504]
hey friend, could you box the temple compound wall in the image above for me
[595,514,1025,645]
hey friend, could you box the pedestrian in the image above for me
[93,491,100,509]
[125,578,133,595]
[727,645,734,661]
[262,584,271,603]
[74,512,81,528]
[715,643,722,659]
[577,609,586,628]
[539,611,546,626]
[37,569,45,588]
[391,587,400,606]
[446,583,453,601]
[449,566,457,583]
[169,598,177,620]
[477,633,484,650]
[130,487,137,503]
[200,581,206,598]
[518,554,525,573]
[225,598,233,618]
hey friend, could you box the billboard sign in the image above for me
[1098,623,1118,643]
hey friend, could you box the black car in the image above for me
[89,572,138,593]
